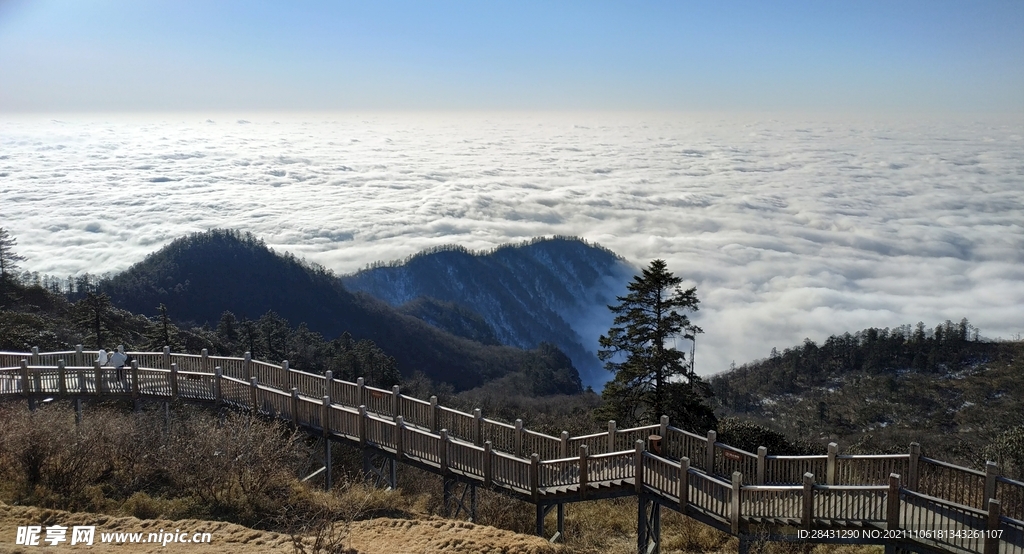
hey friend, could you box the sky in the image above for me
[1,0,1023,113]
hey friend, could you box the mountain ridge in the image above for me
[341,236,634,389]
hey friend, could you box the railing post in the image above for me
[429,396,438,432]
[802,472,814,530]
[886,473,901,532]
[20,360,30,396]
[530,453,540,502]
[322,395,331,437]
[248,375,259,411]
[395,416,404,460]
[356,377,365,408]
[706,430,716,473]
[560,431,569,459]
[244,352,252,381]
[94,361,103,395]
[579,444,589,499]
[634,440,644,493]
[282,359,289,373]
[439,429,449,474]
[731,471,742,535]
[162,346,171,369]
[608,420,616,453]
[75,344,83,366]
[757,446,767,485]
[31,346,39,365]
[290,387,299,424]
[473,408,482,446]
[57,360,67,396]
[659,415,669,442]
[131,360,140,398]
[679,457,690,509]
[984,499,1002,554]
[827,442,838,485]
[170,363,179,399]
[213,367,222,405]
[985,461,999,503]
[392,385,401,418]
[483,441,493,487]
[358,405,368,448]
[201,348,208,373]
[908,442,921,490]
[514,419,523,457]
[323,370,333,399]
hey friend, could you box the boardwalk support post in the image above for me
[213,367,222,405]
[443,478,477,521]
[131,360,140,399]
[579,444,589,500]
[473,408,482,446]
[908,443,921,490]
[802,472,814,530]
[679,457,690,510]
[322,395,332,490]
[530,453,540,503]
[440,428,452,474]
[756,446,766,485]
[536,503,565,542]
[20,360,30,397]
[826,442,838,485]
[984,461,998,503]
[638,494,661,554]
[731,471,742,535]
[94,361,103,396]
[429,396,438,432]
[984,498,1001,554]
[358,405,368,448]
[170,363,179,399]
[57,360,67,396]
[483,441,492,487]
[395,416,404,460]
[290,387,299,425]
[706,430,716,473]
[635,440,645,493]
[514,419,523,457]
[249,377,259,412]
[886,472,901,554]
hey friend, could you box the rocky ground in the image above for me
[0,501,563,554]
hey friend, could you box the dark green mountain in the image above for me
[710,322,1024,467]
[98,230,581,393]
[342,237,634,389]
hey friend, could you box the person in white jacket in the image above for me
[110,346,128,381]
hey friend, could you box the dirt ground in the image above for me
[0,501,563,554]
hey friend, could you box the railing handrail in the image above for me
[837,453,910,460]
[715,442,757,458]
[902,488,989,517]
[920,455,987,477]
[996,475,1024,487]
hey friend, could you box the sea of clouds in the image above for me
[2,112,1022,377]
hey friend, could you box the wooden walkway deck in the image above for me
[2,348,1022,554]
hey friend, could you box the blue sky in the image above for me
[1,0,1022,112]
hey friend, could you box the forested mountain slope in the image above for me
[710,322,1024,467]
[343,237,633,389]
[96,230,581,393]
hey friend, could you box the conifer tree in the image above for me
[597,259,715,430]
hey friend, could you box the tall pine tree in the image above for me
[597,259,715,430]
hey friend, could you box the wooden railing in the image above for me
[2,348,1023,554]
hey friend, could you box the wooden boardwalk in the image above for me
[2,348,1022,554]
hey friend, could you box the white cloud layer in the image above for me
[2,112,1022,376]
